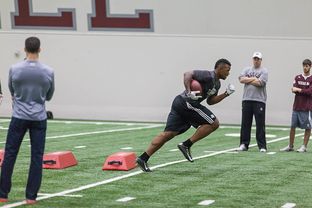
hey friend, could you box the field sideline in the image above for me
[0,119,309,208]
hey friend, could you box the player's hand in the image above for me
[187,91,202,100]
[292,87,302,93]
[225,84,235,96]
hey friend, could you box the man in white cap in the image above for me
[237,52,268,152]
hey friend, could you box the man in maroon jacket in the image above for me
[281,59,312,152]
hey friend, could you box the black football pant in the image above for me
[240,101,266,150]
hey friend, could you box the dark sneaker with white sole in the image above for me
[177,143,194,162]
[136,157,152,172]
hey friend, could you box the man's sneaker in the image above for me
[136,157,152,172]
[297,145,307,153]
[236,144,247,151]
[26,199,37,205]
[0,198,8,203]
[177,143,194,162]
[280,145,294,152]
[259,148,267,153]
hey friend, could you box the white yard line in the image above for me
[0,119,291,130]
[220,126,291,131]
[281,203,296,208]
[116,197,136,202]
[0,119,161,126]
[198,200,215,206]
[0,133,303,208]
[38,193,83,198]
[0,124,163,144]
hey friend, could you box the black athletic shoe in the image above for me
[136,157,152,172]
[177,143,194,162]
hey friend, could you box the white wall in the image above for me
[0,0,311,125]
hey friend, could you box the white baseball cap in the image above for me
[252,52,262,59]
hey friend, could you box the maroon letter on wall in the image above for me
[12,0,75,29]
[89,0,153,31]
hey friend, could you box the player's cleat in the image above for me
[0,198,8,203]
[177,143,194,162]
[297,145,307,153]
[26,199,37,205]
[136,157,152,172]
[280,145,294,152]
[236,144,247,151]
[259,148,267,153]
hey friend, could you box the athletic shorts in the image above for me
[164,95,217,135]
[291,111,312,129]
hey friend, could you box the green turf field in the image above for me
[0,119,310,208]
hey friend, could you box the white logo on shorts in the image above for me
[210,114,215,118]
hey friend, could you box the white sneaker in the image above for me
[260,148,267,153]
[236,144,247,151]
[280,145,294,152]
[297,145,307,153]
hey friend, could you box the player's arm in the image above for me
[293,84,312,95]
[8,68,14,96]
[46,72,55,101]
[250,70,268,87]
[207,93,227,105]
[239,76,257,84]
[184,71,194,93]
[207,84,235,105]
[249,79,262,87]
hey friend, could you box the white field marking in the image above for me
[116,197,136,202]
[225,133,276,138]
[267,152,277,155]
[74,146,87,149]
[281,202,296,208]
[0,124,163,144]
[203,150,238,154]
[198,200,215,206]
[0,133,304,208]
[38,193,83,198]
[0,126,8,130]
[120,147,133,150]
[169,149,179,152]
[47,120,161,126]
[220,126,292,131]
[0,119,291,130]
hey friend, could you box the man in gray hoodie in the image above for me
[237,52,268,152]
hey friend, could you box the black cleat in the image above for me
[177,143,194,162]
[136,157,152,172]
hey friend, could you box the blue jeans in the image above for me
[0,117,47,200]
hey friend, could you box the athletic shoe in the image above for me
[259,148,267,153]
[177,143,194,162]
[236,144,247,151]
[297,145,307,153]
[280,145,294,152]
[26,199,37,204]
[136,157,152,172]
[0,198,8,203]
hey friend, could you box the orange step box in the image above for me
[43,151,78,169]
[103,152,137,171]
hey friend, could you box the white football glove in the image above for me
[187,91,202,100]
[225,84,235,96]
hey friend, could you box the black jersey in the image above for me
[180,70,220,104]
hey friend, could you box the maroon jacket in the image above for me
[293,74,312,111]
